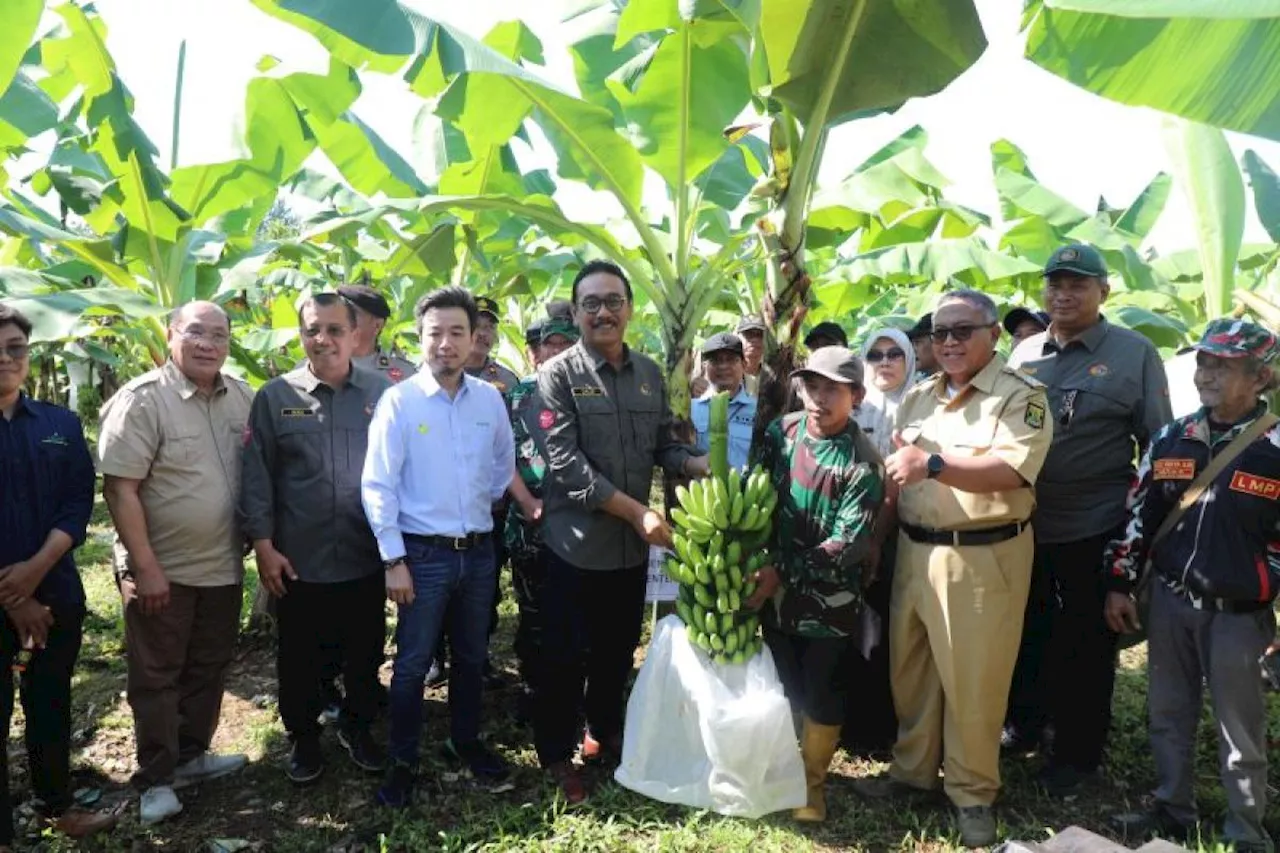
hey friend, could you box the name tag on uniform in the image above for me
[281,408,314,418]
[1229,471,1280,500]
[571,386,604,398]
[1153,459,1196,480]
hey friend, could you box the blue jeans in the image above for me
[388,536,496,765]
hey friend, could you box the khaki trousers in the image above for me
[888,528,1033,807]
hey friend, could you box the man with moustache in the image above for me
[1004,244,1171,793]
[856,290,1052,848]
[735,315,773,396]
[362,286,515,807]
[466,296,520,396]
[530,260,708,803]
[240,293,391,785]
[691,332,757,470]
[99,302,254,825]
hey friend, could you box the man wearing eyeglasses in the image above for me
[239,294,392,786]
[1001,243,1171,793]
[529,259,708,803]
[857,290,1052,848]
[98,302,254,826]
[691,332,757,471]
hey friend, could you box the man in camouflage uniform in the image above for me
[506,317,579,722]
[746,346,885,824]
[336,285,416,383]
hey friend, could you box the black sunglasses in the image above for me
[865,348,906,364]
[929,323,995,344]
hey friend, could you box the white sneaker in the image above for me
[173,752,248,789]
[140,785,183,825]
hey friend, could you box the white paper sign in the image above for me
[645,546,679,602]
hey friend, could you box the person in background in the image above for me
[745,346,884,824]
[856,328,918,460]
[239,293,391,786]
[1004,243,1171,794]
[804,322,848,353]
[907,313,937,382]
[0,304,118,848]
[1104,319,1279,852]
[690,332,757,471]
[735,315,772,396]
[98,302,253,826]
[337,285,416,384]
[465,296,520,397]
[1003,307,1050,347]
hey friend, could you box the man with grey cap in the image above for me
[1104,319,1279,850]
[336,285,416,384]
[691,332,757,470]
[1004,242,1171,794]
[735,315,772,396]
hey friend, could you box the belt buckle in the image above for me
[451,536,467,551]
[951,530,961,547]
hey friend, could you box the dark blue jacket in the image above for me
[1105,403,1280,610]
[0,394,95,608]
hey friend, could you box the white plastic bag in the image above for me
[614,614,806,818]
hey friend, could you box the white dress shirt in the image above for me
[361,370,514,560]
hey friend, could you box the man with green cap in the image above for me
[336,285,417,383]
[1104,319,1280,851]
[1003,242,1170,794]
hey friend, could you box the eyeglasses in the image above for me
[176,326,230,346]
[929,323,995,344]
[578,294,628,314]
[0,343,30,360]
[865,348,905,364]
[302,324,351,339]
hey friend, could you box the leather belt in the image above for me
[901,520,1030,547]
[405,532,491,551]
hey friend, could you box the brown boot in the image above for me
[51,806,118,838]
[793,717,842,822]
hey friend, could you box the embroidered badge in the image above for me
[538,409,556,429]
[571,386,604,398]
[378,355,390,367]
[1229,470,1280,500]
[1154,458,1196,480]
[417,423,430,435]
[281,408,313,418]
[1059,247,1079,261]
[1025,401,1046,429]
[1088,363,1110,378]
[493,381,508,394]
[40,433,68,446]
[388,367,404,382]
[639,382,652,396]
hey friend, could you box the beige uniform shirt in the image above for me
[894,354,1052,531]
[98,360,253,586]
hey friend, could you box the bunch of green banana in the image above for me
[665,391,779,665]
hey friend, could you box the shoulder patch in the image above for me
[1024,400,1046,429]
[1229,470,1280,500]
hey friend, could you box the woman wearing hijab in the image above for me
[844,326,916,756]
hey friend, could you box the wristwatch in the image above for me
[926,454,945,479]
[382,557,407,571]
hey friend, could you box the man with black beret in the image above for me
[804,322,848,352]
[1003,308,1050,347]
[336,285,417,384]
[465,296,520,397]
[907,313,938,382]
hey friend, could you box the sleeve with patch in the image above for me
[989,383,1054,486]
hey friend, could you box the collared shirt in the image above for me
[1106,403,1280,611]
[98,360,253,586]
[533,340,696,571]
[354,348,417,384]
[0,395,94,607]
[690,384,757,471]
[466,357,520,400]
[894,355,1053,531]
[1009,317,1171,543]
[362,371,514,560]
[239,364,391,583]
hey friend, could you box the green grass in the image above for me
[8,495,1280,851]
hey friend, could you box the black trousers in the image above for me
[511,545,548,690]
[277,573,385,743]
[1006,528,1120,771]
[534,553,646,766]
[1,601,84,845]
[764,625,856,727]
[844,542,897,751]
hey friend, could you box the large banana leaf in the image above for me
[0,0,42,98]
[1243,150,1280,242]
[1024,0,1280,142]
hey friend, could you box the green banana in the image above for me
[694,560,711,585]
[730,649,747,665]
[728,562,743,587]
[712,571,727,593]
[728,588,741,612]
[693,583,714,609]
[675,599,692,626]
[709,632,725,652]
[725,630,739,654]
[726,540,742,569]
[739,505,761,532]
[729,491,744,526]
[704,610,719,634]
[716,592,730,614]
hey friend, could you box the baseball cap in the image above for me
[337,285,391,320]
[701,332,744,357]
[475,296,500,320]
[524,318,544,346]
[804,321,848,348]
[1194,318,1280,363]
[907,313,932,341]
[546,299,574,323]
[735,315,767,334]
[1002,307,1050,336]
[791,347,863,385]
[540,317,580,344]
[1044,243,1107,278]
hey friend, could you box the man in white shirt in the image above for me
[361,286,515,808]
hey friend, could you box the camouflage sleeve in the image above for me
[1104,424,1172,594]
[800,462,884,587]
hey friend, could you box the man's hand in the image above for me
[254,542,297,598]
[7,598,54,649]
[519,497,544,524]
[884,432,930,487]
[691,376,709,398]
[636,509,674,549]
[130,562,171,616]
[385,562,415,606]
[0,561,42,609]
[684,456,711,479]
[744,565,781,610]
[1104,591,1142,635]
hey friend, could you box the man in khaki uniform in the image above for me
[99,302,254,826]
[856,289,1052,848]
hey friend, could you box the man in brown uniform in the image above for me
[99,302,253,826]
[857,290,1052,848]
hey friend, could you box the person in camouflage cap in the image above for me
[745,346,885,824]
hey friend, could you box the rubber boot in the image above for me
[793,717,842,822]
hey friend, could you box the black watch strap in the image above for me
[383,557,407,571]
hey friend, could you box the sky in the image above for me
[88,0,1280,255]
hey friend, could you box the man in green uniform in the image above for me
[336,285,416,384]
[745,346,885,824]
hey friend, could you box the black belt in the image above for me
[405,532,491,551]
[901,520,1029,547]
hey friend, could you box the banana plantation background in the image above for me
[2,0,1280,426]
